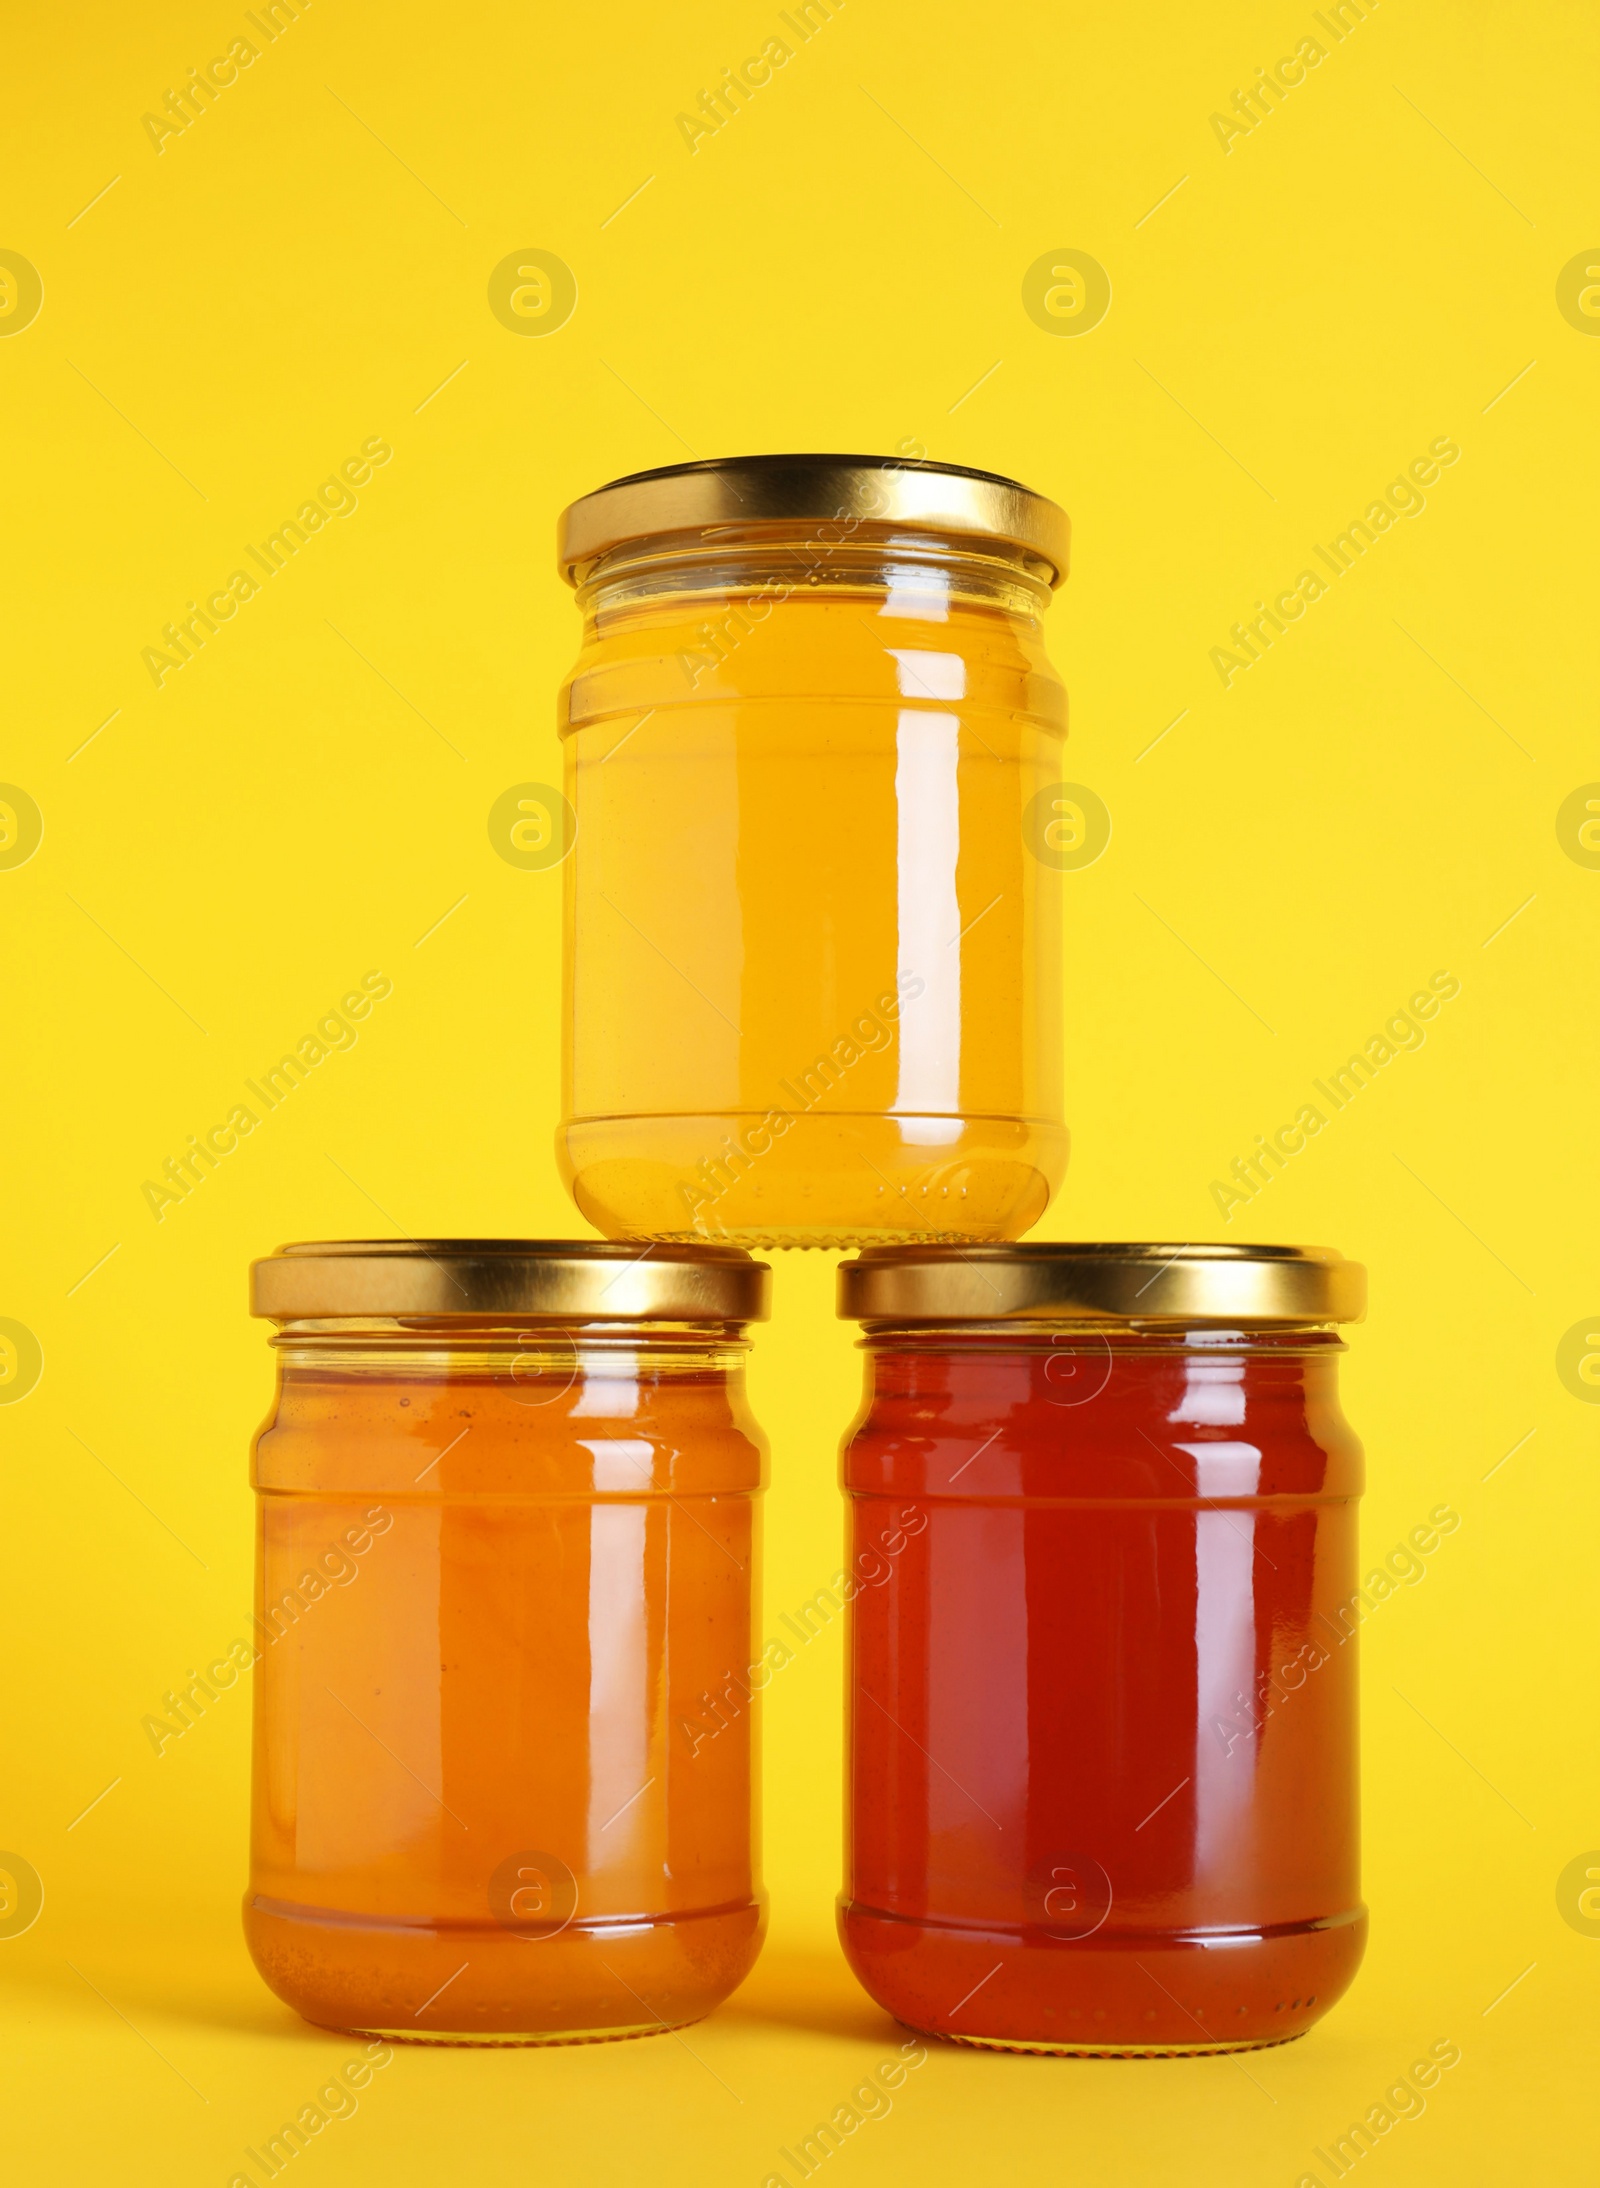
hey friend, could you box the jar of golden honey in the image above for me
[245,1239,769,2043]
[556,454,1071,1248]
[836,1243,1368,2054]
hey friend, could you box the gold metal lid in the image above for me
[251,1240,770,1323]
[557,453,1071,589]
[838,1243,1365,1326]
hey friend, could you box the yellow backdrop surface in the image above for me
[3,0,1597,2180]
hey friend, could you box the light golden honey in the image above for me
[558,541,1068,1246]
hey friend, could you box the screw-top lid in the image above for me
[251,1240,770,1323]
[557,453,1071,588]
[837,1243,1365,1326]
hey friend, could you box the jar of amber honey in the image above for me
[836,1242,1368,2054]
[246,1239,769,2043]
[556,454,1071,1248]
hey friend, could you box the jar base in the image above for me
[560,1112,1069,1247]
[839,1901,1366,2053]
[245,1893,764,2039]
[342,2018,698,2049]
[938,2028,1310,2059]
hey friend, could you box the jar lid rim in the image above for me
[837,1242,1365,1325]
[251,1239,770,1322]
[557,452,1070,588]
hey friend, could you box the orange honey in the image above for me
[245,1242,768,2043]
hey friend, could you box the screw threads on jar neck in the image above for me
[269,1319,754,1377]
[576,530,1055,622]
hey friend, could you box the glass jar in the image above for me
[835,1243,1368,2055]
[245,1240,769,2044]
[555,454,1071,1249]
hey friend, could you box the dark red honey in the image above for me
[840,1327,1366,2053]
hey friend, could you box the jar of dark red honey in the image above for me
[836,1242,1367,2055]
[246,1239,769,2043]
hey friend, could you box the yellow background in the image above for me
[3,0,1596,2179]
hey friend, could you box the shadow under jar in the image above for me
[245,1240,770,2044]
[555,453,1072,1249]
[836,1243,1368,2056]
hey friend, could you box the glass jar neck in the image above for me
[576,525,1054,624]
[859,1322,1345,1358]
[270,1317,752,1378]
